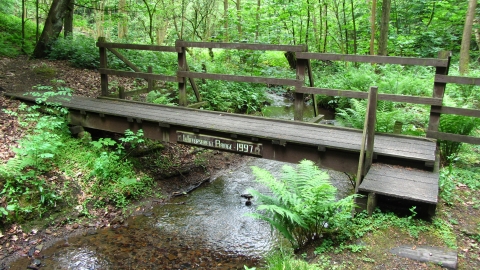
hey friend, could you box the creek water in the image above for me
[11,96,348,269]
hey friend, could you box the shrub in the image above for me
[48,35,99,69]
[0,86,72,222]
[246,160,356,248]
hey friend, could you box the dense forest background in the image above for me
[2,0,479,60]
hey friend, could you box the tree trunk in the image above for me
[369,0,377,55]
[350,0,357,54]
[255,0,260,42]
[285,51,297,69]
[32,0,72,58]
[236,0,242,39]
[459,0,478,75]
[378,0,391,56]
[224,0,228,41]
[64,0,74,37]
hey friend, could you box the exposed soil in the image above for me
[1,56,479,270]
[0,56,248,267]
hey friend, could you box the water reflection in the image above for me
[10,158,351,269]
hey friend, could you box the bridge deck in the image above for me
[359,163,439,204]
[6,93,437,165]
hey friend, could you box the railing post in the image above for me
[98,37,108,96]
[294,58,307,121]
[118,86,125,99]
[364,86,378,175]
[355,86,378,193]
[147,66,154,92]
[427,51,451,138]
[176,40,187,107]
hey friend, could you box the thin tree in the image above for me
[378,0,391,56]
[369,0,377,55]
[459,0,478,75]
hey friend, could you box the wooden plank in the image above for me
[6,93,437,164]
[297,87,369,99]
[435,74,480,85]
[308,114,325,123]
[427,131,480,145]
[175,40,306,52]
[177,71,299,86]
[378,93,442,105]
[359,164,438,204]
[297,87,442,105]
[96,42,178,52]
[430,106,480,118]
[99,68,178,82]
[296,53,448,67]
[390,245,457,269]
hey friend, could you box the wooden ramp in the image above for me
[359,163,439,210]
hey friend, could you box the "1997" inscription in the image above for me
[177,132,262,156]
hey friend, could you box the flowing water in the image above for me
[261,92,336,121]
[11,159,351,269]
[10,96,348,269]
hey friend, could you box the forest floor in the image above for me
[0,56,479,269]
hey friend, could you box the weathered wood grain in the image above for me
[296,53,448,67]
[359,163,439,204]
[390,245,457,269]
[297,87,443,105]
[175,40,306,52]
[435,74,480,85]
[99,68,178,82]
[6,93,437,165]
[96,42,178,52]
[177,71,299,86]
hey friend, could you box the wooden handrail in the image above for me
[296,52,448,67]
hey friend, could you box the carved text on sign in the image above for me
[177,132,262,156]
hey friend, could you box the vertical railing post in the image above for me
[175,40,187,106]
[294,58,307,121]
[147,66,154,92]
[355,86,378,193]
[354,86,378,216]
[98,37,108,96]
[176,40,187,107]
[427,51,451,138]
[364,86,378,175]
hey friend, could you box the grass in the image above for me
[0,12,37,57]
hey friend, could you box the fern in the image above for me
[247,160,356,248]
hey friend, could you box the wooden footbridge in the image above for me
[6,39,480,215]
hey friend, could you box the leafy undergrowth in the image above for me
[283,143,480,270]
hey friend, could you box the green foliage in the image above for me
[336,99,427,136]
[0,86,72,222]
[198,81,267,113]
[87,129,152,208]
[265,249,326,270]
[438,97,480,164]
[247,160,356,248]
[48,35,99,69]
[0,12,37,57]
[146,90,177,106]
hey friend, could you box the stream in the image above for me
[10,96,350,269]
